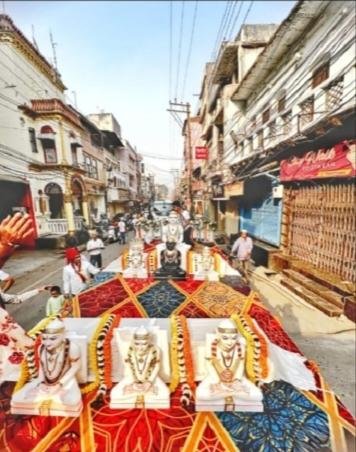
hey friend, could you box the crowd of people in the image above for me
[0,201,254,317]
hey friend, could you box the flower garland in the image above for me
[169,315,195,405]
[231,313,269,387]
[81,314,119,396]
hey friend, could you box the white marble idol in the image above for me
[110,326,170,409]
[11,319,83,417]
[123,240,148,279]
[196,319,263,412]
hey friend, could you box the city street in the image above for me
[3,240,129,330]
[0,1,355,450]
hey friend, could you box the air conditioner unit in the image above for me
[272,184,284,198]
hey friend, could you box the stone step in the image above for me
[280,277,343,317]
[282,269,344,309]
[289,260,354,296]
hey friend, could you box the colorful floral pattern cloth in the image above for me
[217,381,330,452]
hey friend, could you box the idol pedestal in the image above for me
[11,333,87,417]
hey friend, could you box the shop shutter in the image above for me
[240,195,282,246]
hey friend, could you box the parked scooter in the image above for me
[107,225,118,243]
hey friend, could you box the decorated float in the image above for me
[0,212,355,452]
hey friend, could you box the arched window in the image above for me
[40,125,55,134]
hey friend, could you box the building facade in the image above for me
[0,14,147,245]
[0,14,90,244]
[191,0,355,295]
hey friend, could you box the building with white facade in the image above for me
[0,14,91,245]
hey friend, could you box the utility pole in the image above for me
[167,101,193,216]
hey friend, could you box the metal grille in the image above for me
[326,78,343,111]
[282,111,292,136]
[299,97,314,128]
[288,183,356,283]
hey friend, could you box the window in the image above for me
[268,120,277,142]
[257,130,264,149]
[326,77,343,111]
[43,146,57,163]
[282,111,292,136]
[29,128,38,153]
[262,108,270,124]
[299,96,314,128]
[278,95,286,113]
[312,62,329,88]
[71,144,78,166]
[248,137,253,154]
[92,159,98,179]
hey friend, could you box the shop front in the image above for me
[280,140,356,284]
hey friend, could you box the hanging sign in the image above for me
[195,146,208,159]
[280,141,356,181]
[225,181,244,197]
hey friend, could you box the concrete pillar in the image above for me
[57,119,69,165]
[64,193,75,233]
[82,195,90,225]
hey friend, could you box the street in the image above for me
[3,240,129,330]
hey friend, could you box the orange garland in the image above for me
[180,315,196,390]
[103,315,121,389]
[243,313,269,380]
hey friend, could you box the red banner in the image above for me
[195,146,208,159]
[280,141,356,181]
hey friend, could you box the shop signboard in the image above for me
[225,181,244,197]
[195,146,208,159]
[212,184,224,199]
[280,141,356,181]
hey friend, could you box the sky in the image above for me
[4,0,296,188]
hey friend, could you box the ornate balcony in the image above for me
[19,98,82,128]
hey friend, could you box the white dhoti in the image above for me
[11,378,82,417]
[110,376,170,409]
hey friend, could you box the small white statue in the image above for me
[123,240,148,279]
[194,247,219,281]
[162,211,183,244]
[11,319,83,417]
[196,319,263,412]
[110,326,170,409]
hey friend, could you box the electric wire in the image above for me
[174,0,185,100]
[211,1,233,60]
[227,1,244,41]
[181,0,199,100]
[223,1,239,41]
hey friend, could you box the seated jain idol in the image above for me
[196,319,263,412]
[11,319,83,417]
[110,326,170,409]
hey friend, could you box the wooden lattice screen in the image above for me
[282,182,356,283]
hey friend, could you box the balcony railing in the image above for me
[47,219,68,235]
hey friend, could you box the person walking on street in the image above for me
[86,230,104,268]
[230,229,253,280]
[118,218,126,244]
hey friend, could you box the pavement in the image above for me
[251,267,356,417]
[2,245,355,417]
